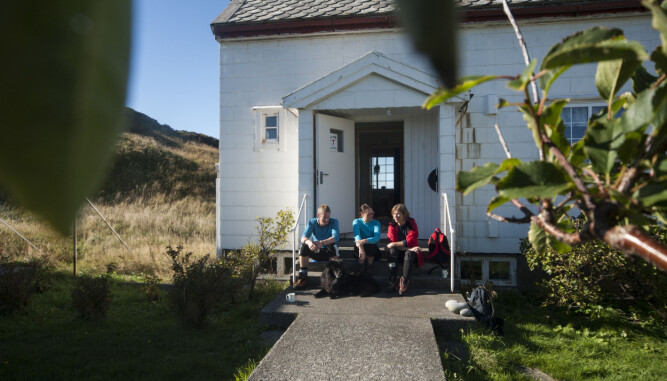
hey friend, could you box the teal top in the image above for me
[302,217,339,247]
[353,218,381,244]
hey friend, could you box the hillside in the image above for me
[97,108,219,203]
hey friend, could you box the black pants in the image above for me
[387,247,418,279]
[298,243,337,262]
[353,243,381,262]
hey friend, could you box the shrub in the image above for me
[166,245,233,328]
[522,218,667,318]
[0,256,54,314]
[141,273,162,302]
[225,209,294,297]
[71,274,112,320]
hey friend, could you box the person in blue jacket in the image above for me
[294,204,339,289]
[352,204,381,275]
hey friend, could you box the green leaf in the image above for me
[618,131,644,165]
[497,98,510,109]
[584,117,624,174]
[424,75,499,109]
[541,27,648,70]
[397,0,458,88]
[456,158,522,196]
[644,0,667,55]
[496,161,571,199]
[518,104,542,148]
[632,64,659,93]
[539,66,570,98]
[487,195,511,213]
[541,100,570,157]
[569,138,588,168]
[635,182,667,207]
[651,46,667,75]
[456,162,500,196]
[508,59,538,91]
[529,222,548,254]
[0,1,131,235]
[595,58,642,104]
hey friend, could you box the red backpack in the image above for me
[420,228,451,267]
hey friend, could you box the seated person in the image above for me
[352,204,381,275]
[294,204,339,289]
[386,203,420,296]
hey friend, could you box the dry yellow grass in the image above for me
[0,127,218,280]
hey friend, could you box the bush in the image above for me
[0,257,54,314]
[141,273,162,302]
[166,245,233,328]
[71,274,112,320]
[522,219,667,318]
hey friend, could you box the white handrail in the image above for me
[441,192,456,292]
[289,194,308,284]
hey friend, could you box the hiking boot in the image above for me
[293,274,308,290]
[387,275,397,293]
[398,277,409,296]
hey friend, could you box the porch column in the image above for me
[438,104,456,231]
[297,109,315,234]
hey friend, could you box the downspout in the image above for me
[312,111,318,214]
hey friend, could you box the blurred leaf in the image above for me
[397,0,458,88]
[457,162,500,196]
[596,58,642,104]
[541,100,570,157]
[487,195,511,213]
[632,64,659,93]
[0,0,131,235]
[644,0,667,55]
[424,75,498,109]
[508,59,537,91]
[529,222,548,254]
[584,117,623,174]
[539,66,569,98]
[635,182,667,207]
[541,27,648,70]
[618,131,644,164]
[496,161,571,199]
[569,138,588,168]
[651,46,667,75]
[518,104,542,148]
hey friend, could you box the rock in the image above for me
[460,308,473,317]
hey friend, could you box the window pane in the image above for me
[571,107,588,123]
[371,156,395,190]
[265,127,277,140]
[265,115,277,127]
[489,261,510,280]
[461,260,483,281]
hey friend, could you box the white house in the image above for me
[210,0,657,282]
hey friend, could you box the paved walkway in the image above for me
[249,287,475,380]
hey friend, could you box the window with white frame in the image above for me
[458,256,517,287]
[561,104,624,145]
[263,112,279,143]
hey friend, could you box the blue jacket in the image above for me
[302,217,339,247]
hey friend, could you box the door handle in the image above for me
[319,171,329,184]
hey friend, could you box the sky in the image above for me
[126,0,231,138]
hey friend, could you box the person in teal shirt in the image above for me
[294,204,339,289]
[352,204,381,275]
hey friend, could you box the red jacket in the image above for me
[388,218,419,248]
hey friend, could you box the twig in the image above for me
[86,198,134,256]
[494,123,512,159]
[487,212,531,223]
[501,0,539,105]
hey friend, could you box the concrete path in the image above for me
[249,287,475,380]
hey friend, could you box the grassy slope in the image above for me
[0,108,219,279]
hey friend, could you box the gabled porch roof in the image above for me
[282,51,444,110]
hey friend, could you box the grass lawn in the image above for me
[439,291,667,380]
[0,273,286,380]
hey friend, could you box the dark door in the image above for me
[356,123,402,227]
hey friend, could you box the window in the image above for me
[371,156,394,190]
[263,113,278,142]
[561,104,623,145]
[458,256,517,287]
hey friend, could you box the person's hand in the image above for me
[359,248,366,262]
[409,246,421,253]
[307,240,318,252]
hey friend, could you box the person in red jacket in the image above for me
[386,203,420,296]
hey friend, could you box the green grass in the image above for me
[0,272,286,380]
[439,292,667,380]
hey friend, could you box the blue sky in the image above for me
[126,0,231,138]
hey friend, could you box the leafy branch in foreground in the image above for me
[424,0,667,271]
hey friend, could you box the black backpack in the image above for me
[464,286,504,335]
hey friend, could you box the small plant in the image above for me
[166,245,233,328]
[71,274,112,320]
[0,256,54,314]
[141,273,162,302]
[105,261,119,274]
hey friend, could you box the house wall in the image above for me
[452,13,658,253]
[217,12,657,253]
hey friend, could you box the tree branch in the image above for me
[501,0,539,105]
[604,225,667,272]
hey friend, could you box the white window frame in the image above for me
[253,106,285,151]
[457,256,517,287]
[561,103,608,145]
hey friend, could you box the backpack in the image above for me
[421,228,451,266]
[464,286,504,335]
